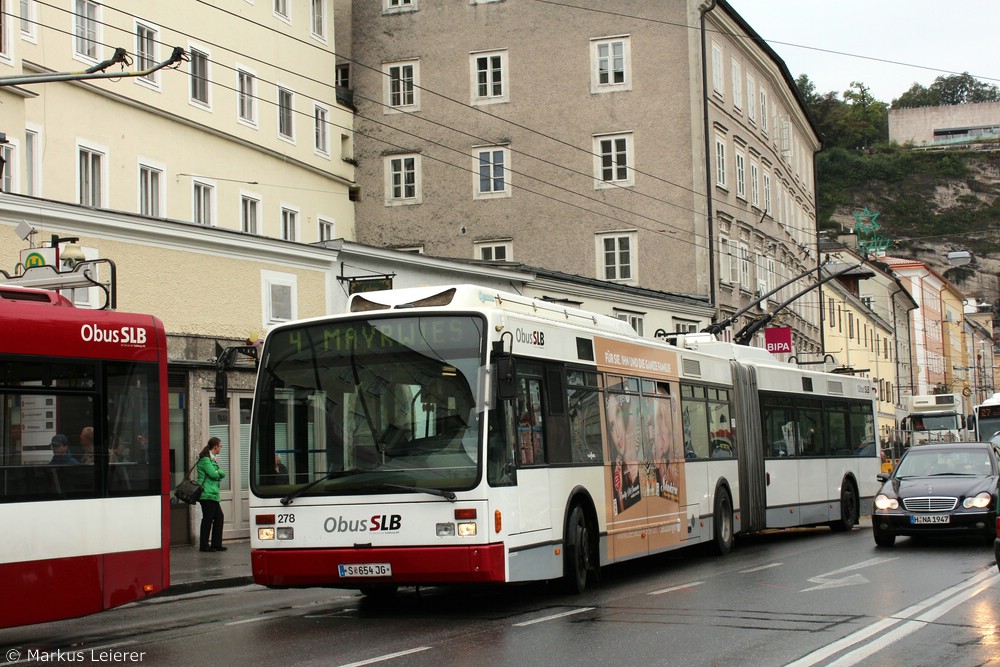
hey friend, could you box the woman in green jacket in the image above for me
[196,437,227,552]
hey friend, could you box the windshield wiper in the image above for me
[280,468,363,506]
[383,483,457,502]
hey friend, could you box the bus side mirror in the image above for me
[495,354,516,402]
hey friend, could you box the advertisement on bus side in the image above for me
[594,337,687,560]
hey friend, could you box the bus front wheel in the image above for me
[830,480,859,532]
[712,490,734,556]
[563,505,593,594]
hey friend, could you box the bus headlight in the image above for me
[874,494,898,510]
[258,527,276,540]
[963,492,992,509]
[277,526,294,540]
[436,523,456,537]
[457,522,477,537]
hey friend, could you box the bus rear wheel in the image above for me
[563,505,594,594]
[712,489,734,556]
[830,480,859,532]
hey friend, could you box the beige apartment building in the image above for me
[334,0,823,351]
[0,0,357,545]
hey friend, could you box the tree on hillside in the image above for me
[892,72,1000,108]
[796,75,888,150]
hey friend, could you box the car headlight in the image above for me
[962,492,993,509]
[874,494,898,510]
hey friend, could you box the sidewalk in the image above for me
[168,540,254,595]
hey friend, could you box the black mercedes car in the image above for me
[872,442,999,548]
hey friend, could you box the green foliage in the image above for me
[892,73,1000,108]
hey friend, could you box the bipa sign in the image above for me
[764,326,792,354]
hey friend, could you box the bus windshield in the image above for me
[910,414,960,432]
[251,315,486,498]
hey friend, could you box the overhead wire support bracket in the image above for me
[0,47,186,87]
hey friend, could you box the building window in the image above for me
[594,133,633,187]
[598,233,635,282]
[384,0,415,12]
[237,68,257,124]
[138,164,162,217]
[189,47,210,106]
[475,241,511,262]
[335,64,349,89]
[591,37,630,92]
[135,22,157,84]
[314,104,329,155]
[78,145,103,207]
[750,160,760,207]
[738,243,751,290]
[474,147,510,198]
[277,87,294,140]
[711,41,723,95]
[731,58,742,110]
[273,0,289,20]
[1,143,14,193]
[24,128,38,196]
[760,87,768,134]
[318,217,335,241]
[746,75,756,123]
[674,318,699,333]
[735,148,746,199]
[73,0,99,60]
[384,61,418,111]
[193,180,214,225]
[310,0,326,39]
[281,207,298,241]
[20,0,36,40]
[385,154,421,205]
[472,50,508,104]
[715,136,727,188]
[763,171,771,214]
[616,311,644,336]
[861,294,874,310]
[262,270,296,325]
[241,195,259,234]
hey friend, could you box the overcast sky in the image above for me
[727,1,999,104]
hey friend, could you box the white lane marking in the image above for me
[786,566,998,667]
[648,581,705,596]
[513,607,596,627]
[801,557,898,591]
[741,563,784,573]
[225,616,272,626]
[337,647,432,667]
[828,574,998,667]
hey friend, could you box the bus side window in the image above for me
[516,377,544,465]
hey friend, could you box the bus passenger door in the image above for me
[514,374,551,533]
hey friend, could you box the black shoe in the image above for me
[212,546,228,551]
[199,547,213,552]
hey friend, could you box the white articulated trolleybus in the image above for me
[248,285,879,595]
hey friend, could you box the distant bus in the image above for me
[248,285,879,595]
[972,393,1000,444]
[0,285,169,627]
[899,393,964,446]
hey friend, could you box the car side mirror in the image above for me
[876,472,889,482]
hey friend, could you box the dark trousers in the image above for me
[198,499,225,549]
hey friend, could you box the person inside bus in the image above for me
[196,437,228,552]
[49,434,80,465]
[78,427,95,464]
[271,453,290,485]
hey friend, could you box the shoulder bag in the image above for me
[174,460,204,504]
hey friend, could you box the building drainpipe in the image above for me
[700,0,719,313]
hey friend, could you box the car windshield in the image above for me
[895,448,995,478]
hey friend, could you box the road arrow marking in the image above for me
[802,557,898,592]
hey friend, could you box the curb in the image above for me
[160,575,256,597]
